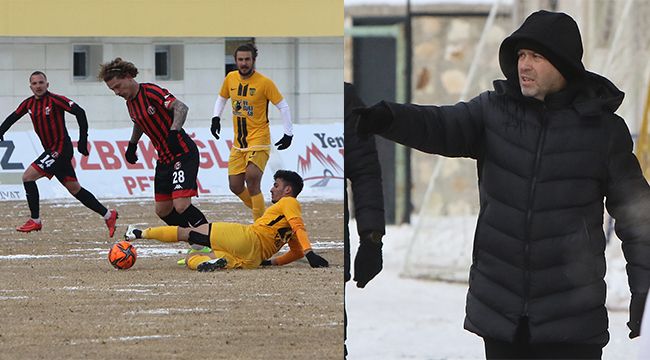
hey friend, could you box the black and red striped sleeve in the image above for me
[143,83,176,110]
[52,93,88,135]
[48,93,74,112]
[0,98,31,135]
[15,97,32,116]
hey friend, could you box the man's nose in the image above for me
[519,57,532,70]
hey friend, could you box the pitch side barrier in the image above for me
[0,124,343,201]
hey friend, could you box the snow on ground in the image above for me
[345,222,640,359]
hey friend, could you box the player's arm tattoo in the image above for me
[130,124,144,143]
[170,99,189,131]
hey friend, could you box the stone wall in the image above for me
[345,5,512,214]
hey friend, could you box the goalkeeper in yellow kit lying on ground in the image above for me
[124,170,329,271]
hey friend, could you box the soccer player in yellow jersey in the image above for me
[124,170,329,271]
[211,43,294,221]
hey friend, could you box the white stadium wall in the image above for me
[0,37,343,131]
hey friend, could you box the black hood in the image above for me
[499,10,586,82]
[573,71,625,115]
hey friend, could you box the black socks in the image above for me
[23,181,39,219]
[161,208,189,227]
[180,205,208,228]
[73,187,108,216]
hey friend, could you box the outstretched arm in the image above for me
[267,237,304,266]
[357,95,485,158]
[0,112,21,141]
[266,217,329,267]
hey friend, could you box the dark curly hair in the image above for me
[98,58,139,82]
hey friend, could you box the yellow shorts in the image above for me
[206,222,263,269]
[228,148,269,176]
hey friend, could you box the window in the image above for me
[155,46,170,79]
[225,38,255,76]
[73,45,102,82]
[73,46,88,79]
[155,45,183,81]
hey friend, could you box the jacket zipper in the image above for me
[523,106,548,317]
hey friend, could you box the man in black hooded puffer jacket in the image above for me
[356,10,650,359]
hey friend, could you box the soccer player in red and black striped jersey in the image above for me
[0,71,118,235]
[98,58,207,229]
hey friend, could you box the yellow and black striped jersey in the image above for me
[251,196,303,259]
[219,70,284,151]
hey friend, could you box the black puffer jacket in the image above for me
[344,83,385,282]
[381,72,650,344]
[375,21,650,344]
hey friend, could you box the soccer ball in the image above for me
[108,241,137,270]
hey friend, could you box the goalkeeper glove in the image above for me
[77,133,89,156]
[125,142,138,164]
[353,101,393,137]
[354,231,383,288]
[305,251,329,268]
[210,116,221,140]
[274,134,293,150]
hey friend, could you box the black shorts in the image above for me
[31,143,77,184]
[154,142,199,202]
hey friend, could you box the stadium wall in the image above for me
[0,37,343,130]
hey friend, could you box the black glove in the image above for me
[210,116,221,140]
[353,101,393,137]
[167,129,183,155]
[305,251,329,268]
[274,134,293,150]
[77,134,89,156]
[260,259,272,266]
[354,232,383,288]
[125,142,138,164]
[628,292,647,338]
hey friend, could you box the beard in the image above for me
[238,67,254,77]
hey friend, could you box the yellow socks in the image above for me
[251,193,265,220]
[235,188,263,220]
[142,226,178,243]
[236,189,252,209]
[187,254,213,270]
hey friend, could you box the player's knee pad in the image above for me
[188,230,210,247]
[180,204,208,228]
